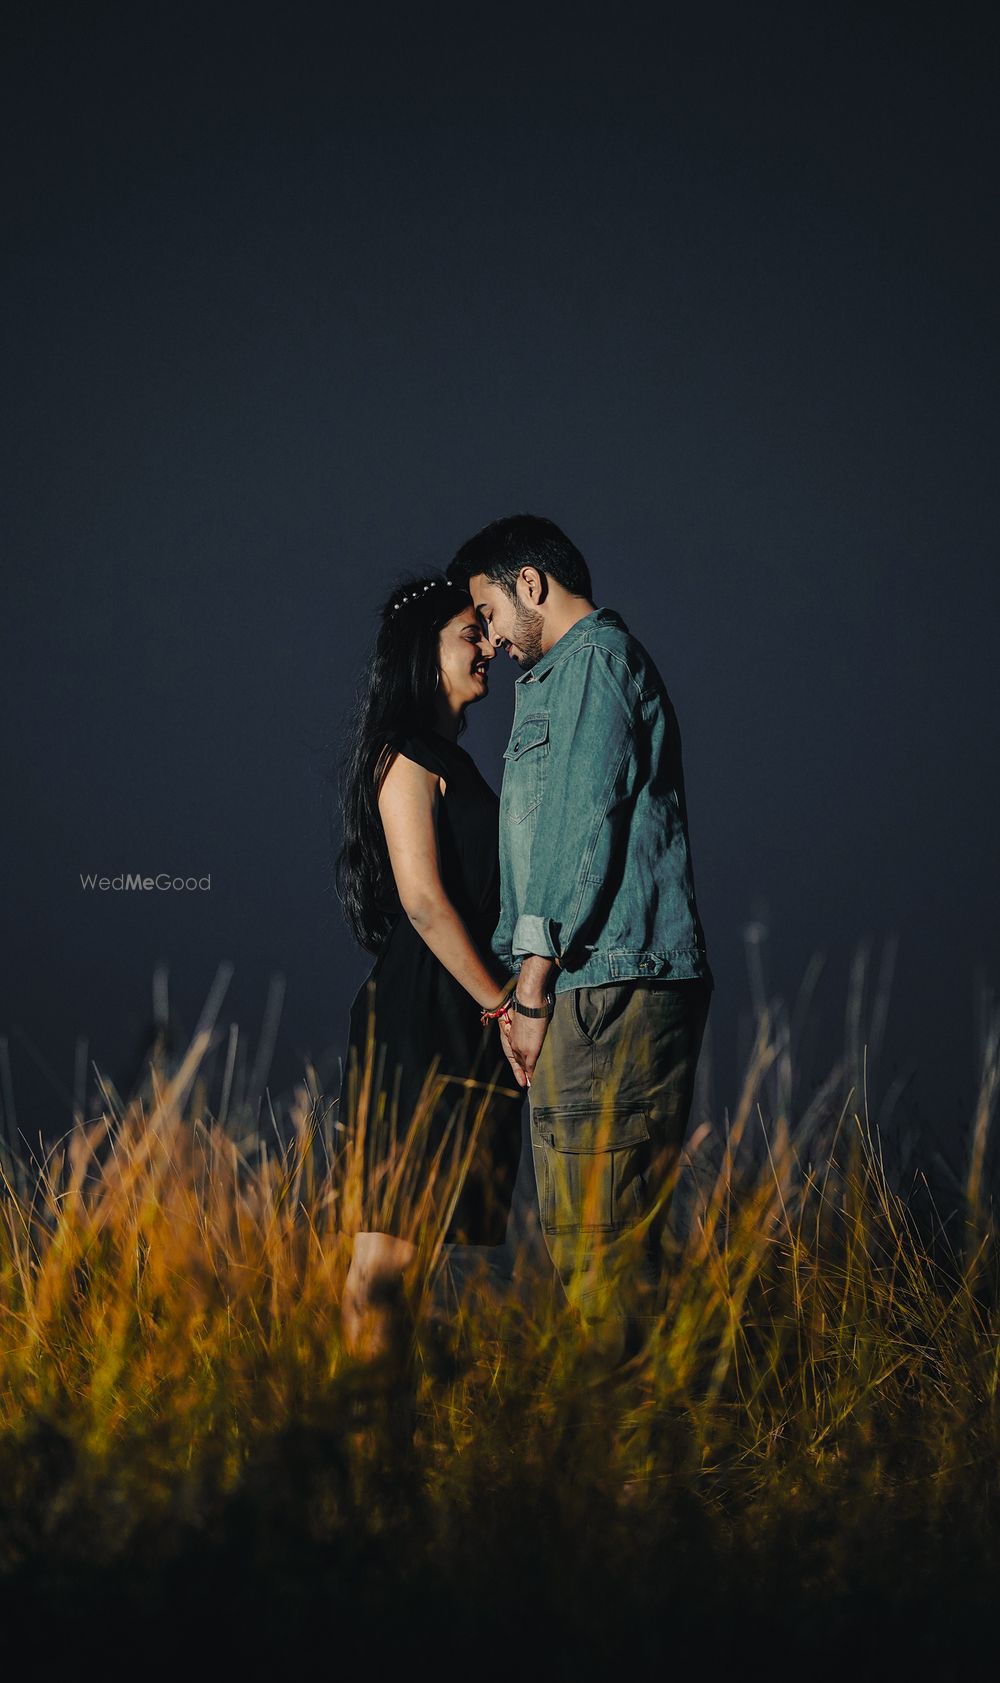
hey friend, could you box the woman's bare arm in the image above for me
[377,749,511,1010]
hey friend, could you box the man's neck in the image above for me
[541,598,597,656]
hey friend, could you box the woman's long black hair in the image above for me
[333,571,476,953]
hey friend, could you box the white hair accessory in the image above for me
[391,579,443,613]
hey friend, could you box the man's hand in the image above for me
[497,1012,528,1089]
[501,1008,549,1086]
[498,952,557,1087]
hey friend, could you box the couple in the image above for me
[336,513,713,1369]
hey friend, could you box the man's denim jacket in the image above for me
[493,606,713,996]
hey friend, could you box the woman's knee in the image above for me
[348,1231,417,1299]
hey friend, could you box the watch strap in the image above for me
[511,991,555,1019]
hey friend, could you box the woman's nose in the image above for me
[480,635,497,660]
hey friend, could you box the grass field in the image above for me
[2,969,999,1671]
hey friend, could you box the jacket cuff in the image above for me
[511,914,562,961]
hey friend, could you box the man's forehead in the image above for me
[468,572,500,612]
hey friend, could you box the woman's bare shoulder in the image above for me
[375,741,447,802]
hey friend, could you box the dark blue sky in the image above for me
[2,4,997,1155]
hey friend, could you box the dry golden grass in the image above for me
[1,964,999,1665]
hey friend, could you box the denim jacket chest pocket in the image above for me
[502,712,549,824]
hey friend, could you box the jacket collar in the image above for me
[516,605,624,685]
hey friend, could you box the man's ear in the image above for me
[520,565,548,605]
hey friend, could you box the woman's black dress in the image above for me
[344,728,523,1245]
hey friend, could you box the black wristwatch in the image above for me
[511,990,555,1019]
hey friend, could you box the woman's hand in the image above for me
[497,1010,529,1089]
[499,959,556,1088]
[502,1008,549,1088]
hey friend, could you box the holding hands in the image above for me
[499,1007,550,1089]
[482,957,557,1090]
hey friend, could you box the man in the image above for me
[447,514,714,1363]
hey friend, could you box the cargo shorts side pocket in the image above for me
[529,1103,651,1235]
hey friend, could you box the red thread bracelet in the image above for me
[480,979,517,1026]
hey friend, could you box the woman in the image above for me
[335,572,522,1362]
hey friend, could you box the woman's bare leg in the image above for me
[343,1231,418,1361]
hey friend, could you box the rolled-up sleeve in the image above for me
[510,910,562,961]
[510,646,636,965]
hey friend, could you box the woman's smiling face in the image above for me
[437,603,496,708]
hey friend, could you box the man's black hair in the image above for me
[447,513,593,601]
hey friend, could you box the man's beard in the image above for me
[512,600,545,668]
